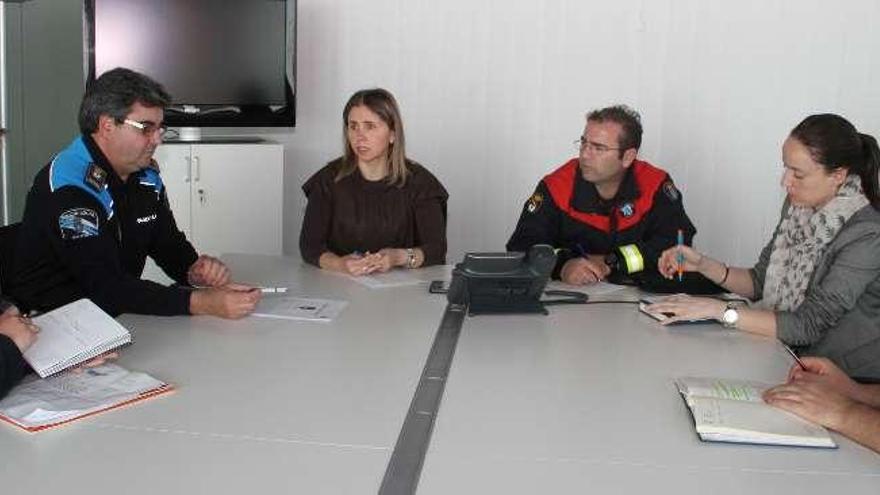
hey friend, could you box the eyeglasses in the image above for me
[123,119,169,138]
[574,136,621,153]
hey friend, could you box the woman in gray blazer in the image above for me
[649,113,880,380]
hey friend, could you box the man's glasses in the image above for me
[573,136,621,154]
[123,119,169,138]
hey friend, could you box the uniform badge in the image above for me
[526,193,544,213]
[84,163,108,192]
[619,202,635,218]
[662,180,680,202]
[58,207,100,240]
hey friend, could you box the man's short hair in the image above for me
[587,104,642,157]
[78,67,171,134]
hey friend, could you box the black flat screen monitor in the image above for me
[84,0,296,128]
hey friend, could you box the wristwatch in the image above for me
[405,248,416,269]
[721,303,740,328]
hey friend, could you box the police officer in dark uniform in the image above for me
[9,68,260,318]
[507,105,696,286]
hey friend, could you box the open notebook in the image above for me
[676,376,836,448]
[24,299,132,378]
[0,363,172,432]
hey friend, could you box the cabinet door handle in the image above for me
[193,156,201,182]
[184,156,191,183]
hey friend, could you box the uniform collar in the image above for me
[572,165,640,213]
[82,133,127,188]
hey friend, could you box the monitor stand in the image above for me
[177,127,202,142]
[167,127,264,144]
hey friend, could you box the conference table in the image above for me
[1,254,878,494]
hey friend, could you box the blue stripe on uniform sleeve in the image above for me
[48,136,115,219]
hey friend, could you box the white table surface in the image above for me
[0,255,450,494]
[417,296,880,494]
[3,256,878,494]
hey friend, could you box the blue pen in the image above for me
[676,229,684,282]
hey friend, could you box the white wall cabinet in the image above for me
[143,142,283,283]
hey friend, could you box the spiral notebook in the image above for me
[23,299,132,378]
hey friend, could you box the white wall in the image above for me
[271,0,880,267]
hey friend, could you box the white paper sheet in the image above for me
[348,270,433,289]
[544,280,629,297]
[0,364,166,429]
[252,296,348,322]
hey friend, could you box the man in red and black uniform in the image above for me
[507,105,695,285]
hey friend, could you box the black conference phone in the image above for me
[447,244,559,315]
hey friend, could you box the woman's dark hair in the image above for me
[790,113,880,209]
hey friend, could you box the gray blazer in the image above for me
[751,205,880,379]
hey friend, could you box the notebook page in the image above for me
[676,377,769,402]
[688,396,835,447]
[24,299,131,377]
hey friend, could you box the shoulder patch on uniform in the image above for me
[84,163,108,192]
[50,137,115,219]
[58,207,100,240]
[662,180,680,202]
[527,192,544,213]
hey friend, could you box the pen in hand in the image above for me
[676,229,684,282]
[781,342,808,371]
[260,287,288,294]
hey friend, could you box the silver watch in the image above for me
[721,303,739,328]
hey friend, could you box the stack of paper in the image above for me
[0,363,172,432]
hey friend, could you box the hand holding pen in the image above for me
[657,243,703,280]
[762,356,872,428]
[559,244,610,285]
[781,356,864,402]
